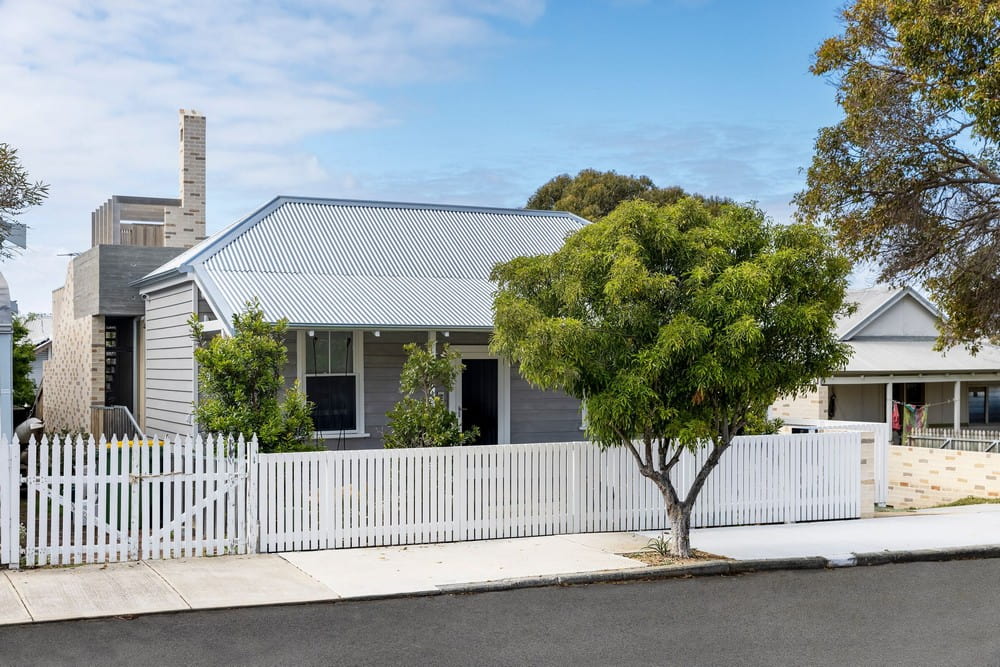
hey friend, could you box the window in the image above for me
[303,331,362,433]
[968,385,1000,424]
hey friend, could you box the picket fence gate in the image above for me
[16,434,255,567]
[256,432,862,552]
[0,431,861,567]
[781,419,889,506]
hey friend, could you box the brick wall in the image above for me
[888,446,1000,509]
[42,264,103,432]
[772,385,829,421]
[163,109,206,248]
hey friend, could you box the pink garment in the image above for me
[892,402,901,431]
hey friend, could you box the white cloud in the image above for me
[0,0,545,311]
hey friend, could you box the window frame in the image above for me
[297,329,366,438]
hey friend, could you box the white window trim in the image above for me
[448,345,511,445]
[297,329,366,438]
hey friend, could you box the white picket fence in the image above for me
[257,432,861,552]
[18,434,255,567]
[0,441,17,567]
[0,431,862,567]
[782,419,890,506]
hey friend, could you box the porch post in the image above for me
[885,381,893,429]
[953,380,962,432]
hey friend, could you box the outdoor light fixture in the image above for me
[374,330,381,337]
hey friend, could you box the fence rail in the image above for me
[906,427,1000,452]
[0,431,862,567]
[257,433,861,552]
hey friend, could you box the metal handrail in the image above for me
[90,404,145,440]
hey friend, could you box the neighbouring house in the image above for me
[23,314,51,391]
[133,196,589,448]
[42,109,206,434]
[772,286,1000,436]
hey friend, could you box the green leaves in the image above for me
[12,313,37,407]
[526,169,730,220]
[0,143,48,257]
[799,0,1000,347]
[492,198,851,450]
[190,300,317,452]
[384,342,478,448]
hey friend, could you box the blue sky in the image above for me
[1,0,852,313]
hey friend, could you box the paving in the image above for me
[280,533,647,598]
[667,502,1000,560]
[0,504,998,625]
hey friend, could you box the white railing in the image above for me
[781,418,890,506]
[906,427,1000,452]
[257,432,861,553]
[20,434,254,567]
[1,431,862,566]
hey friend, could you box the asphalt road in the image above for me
[2,559,999,666]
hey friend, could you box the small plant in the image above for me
[384,342,478,448]
[643,534,673,559]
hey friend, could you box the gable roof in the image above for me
[137,196,588,330]
[836,286,940,340]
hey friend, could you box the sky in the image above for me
[1,0,860,314]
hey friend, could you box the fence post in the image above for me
[128,436,140,561]
[246,435,258,554]
[1,437,18,569]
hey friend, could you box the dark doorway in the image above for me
[461,359,498,445]
[104,317,135,413]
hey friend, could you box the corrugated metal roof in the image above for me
[836,287,899,338]
[844,339,1000,374]
[144,196,587,329]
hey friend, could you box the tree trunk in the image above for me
[667,502,692,558]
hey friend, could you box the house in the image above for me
[132,196,589,448]
[23,314,51,390]
[42,110,205,434]
[772,286,1000,433]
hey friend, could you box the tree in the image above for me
[12,313,37,407]
[189,300,315,452]
[0,143,48,256]
[491,198,851,557]
[796,0,1000,349]
[384,342,478,448]
[527,169,729,221]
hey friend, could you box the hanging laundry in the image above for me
[915,405,928,429]
[892,402,901,430]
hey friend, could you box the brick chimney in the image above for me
[163,109,206,248]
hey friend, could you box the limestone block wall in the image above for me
[860,432,876,518]
[772,385,829,422]
[888,446,1000,509]
[42,265,104,432]
[163,110,206,249]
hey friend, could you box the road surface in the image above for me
[2,558,998,666]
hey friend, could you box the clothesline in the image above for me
[891,398,956,409]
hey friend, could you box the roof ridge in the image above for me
[277,195,584,219]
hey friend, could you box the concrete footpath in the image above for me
[1,504,998,625]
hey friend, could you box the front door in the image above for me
[461,358,498,445]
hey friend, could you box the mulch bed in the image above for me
[622,549,729,567]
